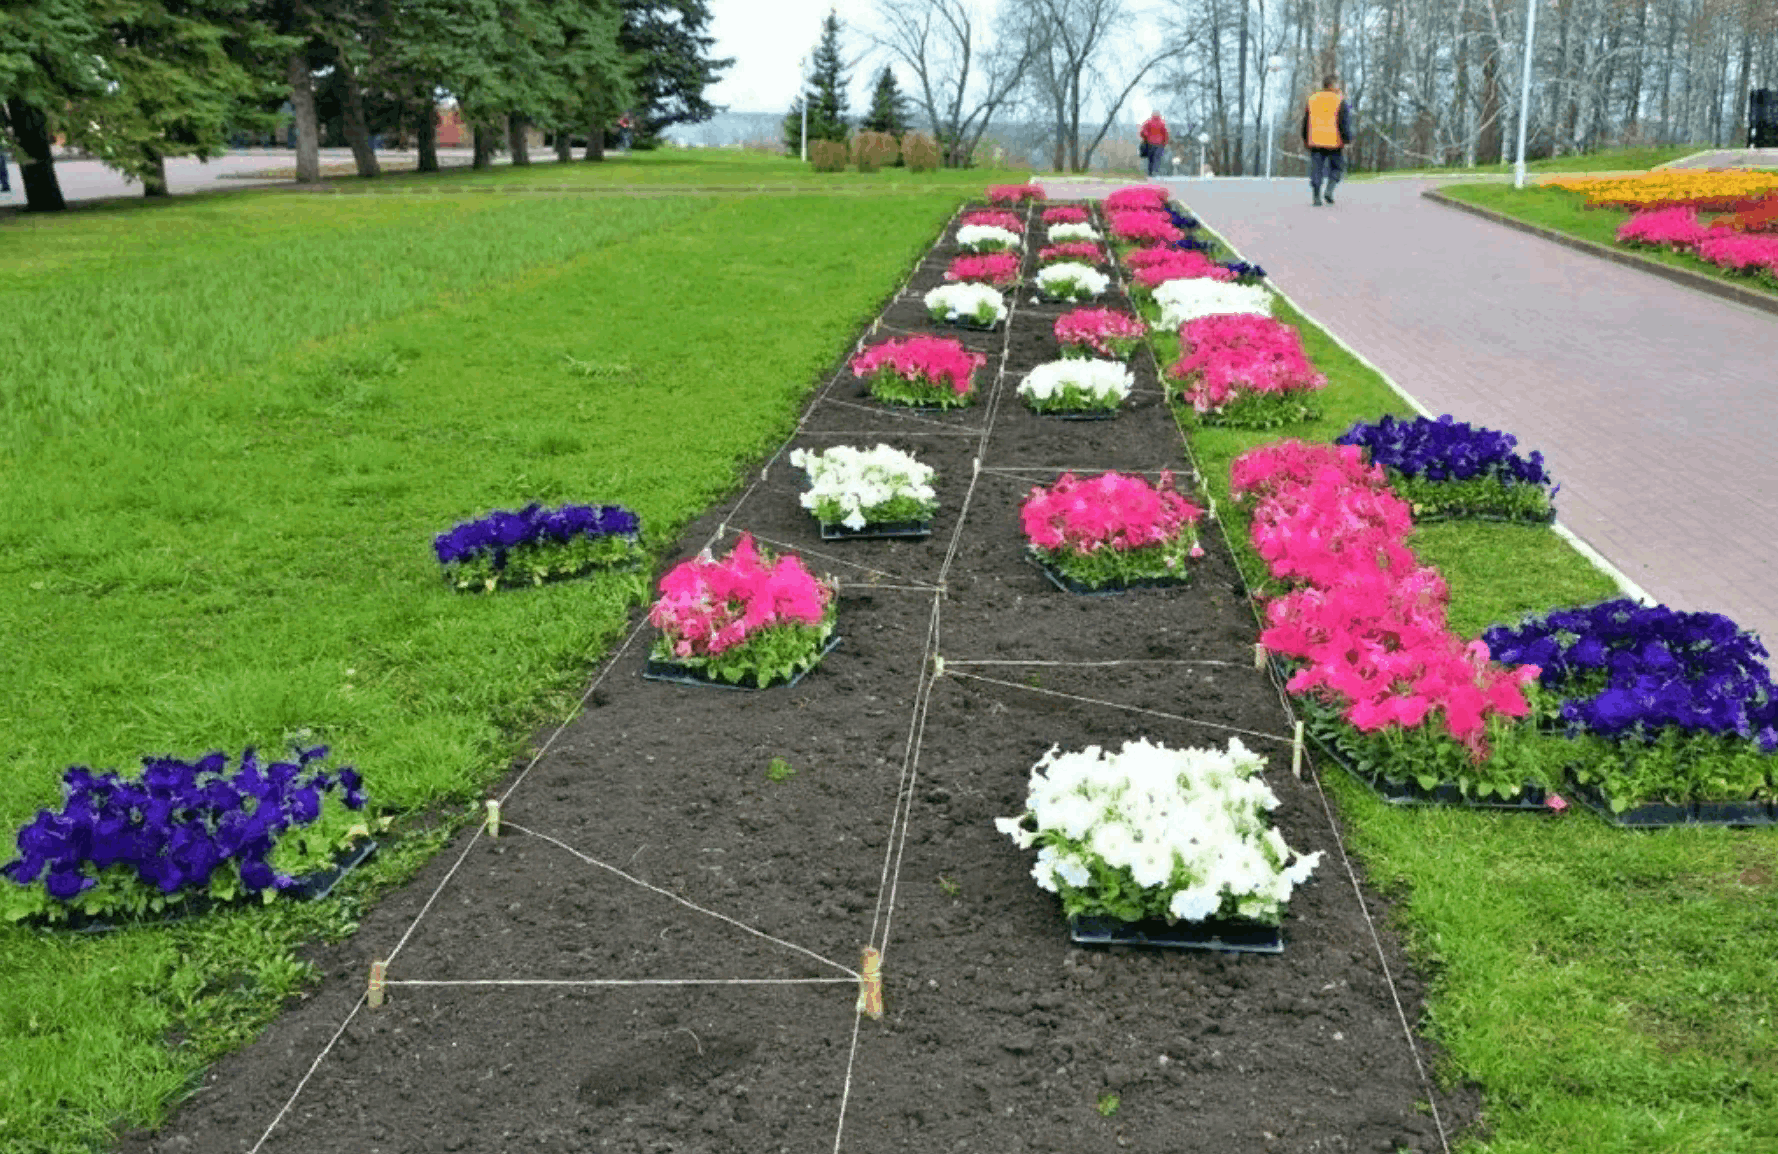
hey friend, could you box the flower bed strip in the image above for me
[1069,913,1284,953]
[1564,777,1776,829]
[642,634,843,691]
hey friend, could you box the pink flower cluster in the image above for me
[1696,231,1778,276]
[987,184,1046,205]
[1129,250,1235,289]
[1021,471,1203,554]
[1038,241,1107,266]
[1103,185,1170,212]
[1166,315,1326,412]
[946,251,1022,286]
[1042,205,1090,224]
[1106,210,1183,246]
[850,336,986,396]
[649,533,832,659]
[961,209,1025,233]
[1615,207,1712,250]
[1053,307,1147,358]
[1232,440,1537,755]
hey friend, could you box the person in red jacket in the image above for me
[1139,112,1169,177]
[1301,76,1352,206]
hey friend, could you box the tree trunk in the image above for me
[6,98,66,212]
[144,152,170,197]
[337,53,381,177]
[555,133,572,163]
[473,123,495,168]
[417,96,439,172]
[1235,0,1249,174]
[585,124,606,161]
[508,114,530,165]
[288,51,321,183]
[1625,0,1648,134]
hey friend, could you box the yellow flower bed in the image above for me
[1544,169,1778,211]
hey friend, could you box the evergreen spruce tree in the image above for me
[862,65,909,136]
[782,95,805,155]
[799,11,849,144]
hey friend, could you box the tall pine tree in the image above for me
[862,65,907,135]
[799,10,848,144]
[619,0,731,146]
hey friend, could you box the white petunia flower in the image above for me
[956,224,1022,252]
[1047,222,1101,244]
[1035,262,1110,301]
[1152,280,1275,329]
[792,444,937,530]
[924,283,1008,325]
[1017,359,1133,407]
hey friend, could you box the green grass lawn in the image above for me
[0,151,1020,1152]
[1434,181,1778,303]
[3,150,1775,1153]
[1351,145,1706,180]
[1169,229,1778,1152]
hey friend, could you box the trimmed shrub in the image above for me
[902,132,941,172]
[853,131,899,172]
[810,139,850,172]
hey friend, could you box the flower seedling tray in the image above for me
[1030,407,1120,422]
[937,317,1002,333]
[1026,549,1189,597]
[443,536,645,593]
[1409,508,1557,526]
[643,635,842,691]
[818,519,932,541]
[1565,778,1777,829]
[61,839,380,935]
[1069,914,1283,954]
[1301,716,1559,813]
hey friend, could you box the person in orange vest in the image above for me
[1301,75,1352,206]
[1139,112,1169,177]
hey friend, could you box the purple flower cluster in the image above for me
[1483,600,1778,749]
[1163,208,1200,231]
[433,503,641,567]
[1220,260,1267,280]
[2,748,367,902]
[1336,414,1553,487]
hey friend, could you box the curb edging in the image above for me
[1421,188,1778,319]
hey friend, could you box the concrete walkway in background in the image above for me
[1054,174,1778,647]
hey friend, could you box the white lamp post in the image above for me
[800,55,810,163]
[1265,55,1284,179]
[1198,131,1210,177]
[1512,0,1540,188]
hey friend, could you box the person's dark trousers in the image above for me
[1146,147,1163,177]
[1308,147,1345,204]
[0,151,10,193]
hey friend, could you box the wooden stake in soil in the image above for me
[485,799,500,839]
[1253,642,1265,670]
[368,960,388,1008]
[1291,721,1305,779]
[857,947,884,1019]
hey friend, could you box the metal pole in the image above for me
[800,56,809,163]
[1266,56,1283,179]
[1513,0,1539,188]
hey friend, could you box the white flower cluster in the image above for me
[923,283,1008,325]
[789,444,937,531]
[956,224,1022,253]
[1035,262,1110,301]
[1017,359,1133,406]
[996,738,1321,924]
[1046,222,1101,244]
[1153,280,1275,330]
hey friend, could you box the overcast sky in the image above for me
[702,0,1161,121]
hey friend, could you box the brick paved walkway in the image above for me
[1051,175,1778,648]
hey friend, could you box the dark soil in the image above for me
[119,201,1479,1154]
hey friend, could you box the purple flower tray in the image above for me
[1070,914,1283,954]
[1565,778,1778,829]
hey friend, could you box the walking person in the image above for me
[1139,111,1169,178]
[1301,75,1351,206]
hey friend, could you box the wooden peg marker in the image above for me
[857,947,884,1020]
[1291,721,1305,779]
[1253,642,1266,670]
[485,799,500,839]
[368,960,388,1008]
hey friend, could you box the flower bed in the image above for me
[1054,307,1147,361]
[645,533,836,688]
[1106,209,1183,246]
[434,503,643,592]
[1234,440,1544,799]
[1022,470,1204,592]
[1335,414,1557,523]
[1483,600,1778,816]
[1154,279,1274,329]
[1616,206,1713,250]
[924,282,1007,329]
[1545,169,1778,212]
[996,738,1320,946]
[1017,359,1133,416]
[1103,185,1171,213]
[1037,241,1107,267]
[987,183,1045,205]
[956,224,1022,254]
[1130,250,1238,291]
[959,209,1025,234]
[850,335,985,409]
[789,443,937,536]
[1041,205,1090,225]
[2,747,369,926]
[1034,261,1110,302]
[1167,314,1325,428]
[945,251,1021,287]
[1046,221,1101,245]
[1695,232,1778,281]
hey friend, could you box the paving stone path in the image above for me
[1058,174,1778,652]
